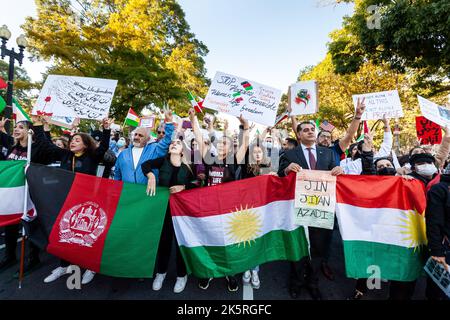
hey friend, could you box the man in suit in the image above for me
[278,120,343,300]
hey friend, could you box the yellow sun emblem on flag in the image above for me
[226,205,262,248]
[398,209,427,251]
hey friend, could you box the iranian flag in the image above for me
[187,91,204,113]
[0,161,35,227]
[12,98,31,122]
[336,175,427,281]
[170,174,309,278]
[25,164,168,278]
[124,107,140,127]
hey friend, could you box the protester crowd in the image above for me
[0,98,449,300]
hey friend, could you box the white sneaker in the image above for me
[251,270,260,289]
[81,270,96,285]
[242,271,251,284]
[44,267,68,283]
[152,273,167,291]
[173,275,188,293]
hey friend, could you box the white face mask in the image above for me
[416,163,437,177]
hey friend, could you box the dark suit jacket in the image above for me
[278,144,337,176]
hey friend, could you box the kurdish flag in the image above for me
[336,175,427,281]
[25,164,168,278]
[170,174,309,278]
[0,161,36,227]
[12,98,31,122]
[124,107,140,127]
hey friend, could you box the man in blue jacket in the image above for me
[114,110,174,184]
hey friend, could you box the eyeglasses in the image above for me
[158,131,165,135]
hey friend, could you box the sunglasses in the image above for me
[158,131,165,134]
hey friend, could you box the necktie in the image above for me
[307,148,316,170]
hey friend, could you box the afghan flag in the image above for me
[336,175,427,281]
[0,161,36,227]
[25,164,169,278]
[170,174,309,278]
[0,96,6,114]
[12,98,31,122]
[0,77,7,89]
[187,91,204,113]
[241,81,253,91]
[124,107,140,127]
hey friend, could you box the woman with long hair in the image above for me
[141,138,196,293]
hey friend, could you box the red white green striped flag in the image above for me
[12,98,31,122]
[124,107,140,127]
[336,175,427,281]
[170,174,309,278]
[0,161,36,227]
[25,164,169,278]
[187,91,204,113]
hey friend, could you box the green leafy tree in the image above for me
[23,0,209,121]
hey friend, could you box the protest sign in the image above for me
[294,170,336,230]
[203,71,282,126]
[289,81,318,116]
[418,95,450,128]
[415,116,442,145]
[353,90,403,120]
[424,257,450,298]
[139,116,155,128]
[48,116,76,129]
[33,75,118,120]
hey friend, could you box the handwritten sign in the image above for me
[139,116,155,128]
[294,170,336,230]
[49,116,76,129]
[418,95,450,128]
[203,71,282,126]
[289,81,318,116]
[33,75,118,120]
[416,116,442,145]
[353,90,403,120]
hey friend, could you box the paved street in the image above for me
[0,227,427,300]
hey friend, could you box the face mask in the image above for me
[416,163,437,176]
[377,167,396,176]
[264,142,273,149]
[117,139,126,148]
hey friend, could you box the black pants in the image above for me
[155,209,186,277]
[290,227,332,291]
[3,223,40,261]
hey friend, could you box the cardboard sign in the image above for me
[203,71,282,126]
[294,170,336,230]
[33,75,118,120]
[48,116,76,129]
[353,90,403,120]
[289,81,319,116]
[416,116,442,145]
[418,95,450,128]
[424,257,450,298]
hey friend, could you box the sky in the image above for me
[2,0,354,90]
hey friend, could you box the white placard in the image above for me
[203,71,282,126]
[33,75,118,120]
[289,81,318,116]
[49,116,76,129]
[418,95,450,128]
[139,116,155,128]
[352,90,403,120]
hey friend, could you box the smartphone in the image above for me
[182,120,192,129]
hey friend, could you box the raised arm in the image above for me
[154,110,174,157]
[188,108,207,159]
[94,118,113,162]
[435,126,450,169]
[338,97,366,152]
[236,115,250,164]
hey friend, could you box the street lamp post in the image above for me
[0,25,28,134]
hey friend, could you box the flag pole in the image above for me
[19,128,33,289]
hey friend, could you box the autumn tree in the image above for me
[328,0,450,96]
[23,0,209,120]
[0,60,35,110]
